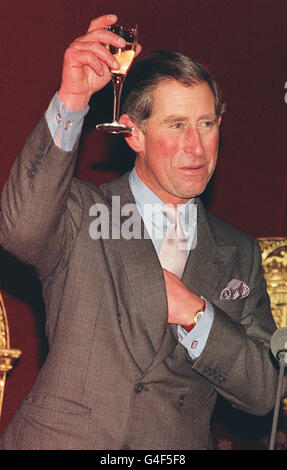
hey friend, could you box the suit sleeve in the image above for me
[191,238,278,416]
[0,116,83,280]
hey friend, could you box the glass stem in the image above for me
[112,73,125,123]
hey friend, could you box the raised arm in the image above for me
[0,14,133,278]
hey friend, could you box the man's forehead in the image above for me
[151,79,216,115]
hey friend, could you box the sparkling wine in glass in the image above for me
[96,23,138,134]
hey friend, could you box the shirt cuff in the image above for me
[45,93,89,151]
[178,298,214,359]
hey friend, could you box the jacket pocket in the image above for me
[22,392,92,416]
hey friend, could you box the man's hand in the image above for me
[58,14,141,110]
[162,269,205,327]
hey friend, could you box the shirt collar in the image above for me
[129,167,195,224]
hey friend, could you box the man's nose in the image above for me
[183,127,204,156]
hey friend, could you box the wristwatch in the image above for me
[183,299,206,332]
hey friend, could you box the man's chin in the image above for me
[172,184,208,201]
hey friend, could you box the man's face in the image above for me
[133,79,221,205]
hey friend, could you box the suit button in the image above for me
[121,444,130,450]
[178,395,184,407]
[27,169,35,179]
[135,383,144,394]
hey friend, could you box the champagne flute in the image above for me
[96,23,138,134]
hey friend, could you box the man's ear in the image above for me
[119,114,145,154]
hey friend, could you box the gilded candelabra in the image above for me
[258,238,287,412]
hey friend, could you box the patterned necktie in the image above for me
[159,205,188,278]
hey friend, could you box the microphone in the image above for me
[270,327,287,366]
[269,327,287,450]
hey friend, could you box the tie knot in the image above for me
[163,205,186,243]
[163,205,178,224]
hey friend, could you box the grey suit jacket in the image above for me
[0,117,278,450]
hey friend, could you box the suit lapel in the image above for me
[102,174,173,370]
[182,199,237,305]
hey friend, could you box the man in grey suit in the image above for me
[0,14,278,449]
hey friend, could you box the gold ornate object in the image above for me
[257,238,287,412]
[257,238,287,328]
[0,292,21,419]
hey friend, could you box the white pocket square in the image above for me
[220,279,250,300]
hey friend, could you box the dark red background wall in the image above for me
[0,0,286,445]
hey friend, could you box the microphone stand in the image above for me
[269,353,286,450]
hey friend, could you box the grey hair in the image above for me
[121,49,225,132]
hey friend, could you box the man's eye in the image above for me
[203,120,217,128]
[171,123,183,129]
[198,120,216,131]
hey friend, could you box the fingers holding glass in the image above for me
[58,16,130,109]
[105,24,138,74]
